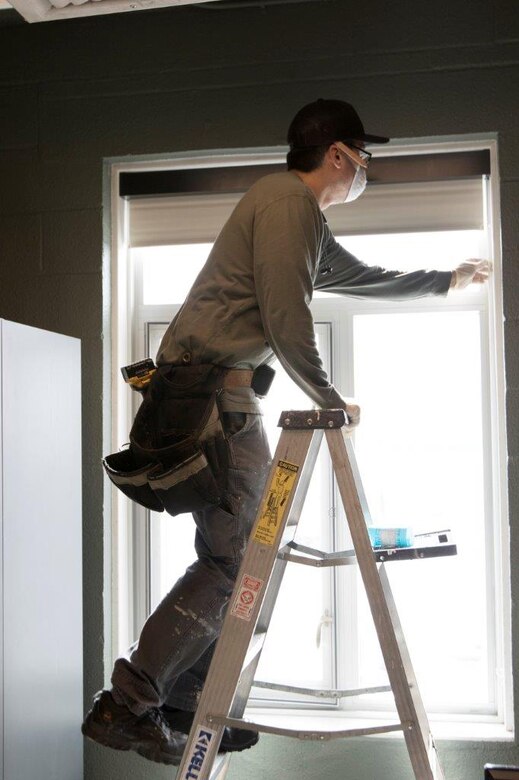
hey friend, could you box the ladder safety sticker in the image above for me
[230,574,264,621]
[253,460,299,546]
[183,726,217,780]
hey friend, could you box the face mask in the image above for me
[345,164,367,202]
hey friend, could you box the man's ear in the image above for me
[327,143,342,170]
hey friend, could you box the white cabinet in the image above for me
[0,320,82,780]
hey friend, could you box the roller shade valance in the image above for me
[121,149,490,198]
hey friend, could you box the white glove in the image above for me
[450,258,491,290]
[344,402,361,428]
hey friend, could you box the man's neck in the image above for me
[290,169,335,210]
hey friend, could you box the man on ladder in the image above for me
[82,98,489,766]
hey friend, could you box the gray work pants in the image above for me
[111,411,271,715]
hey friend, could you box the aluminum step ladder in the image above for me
[176,409,450,780]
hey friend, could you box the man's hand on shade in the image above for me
[450,259,492,290]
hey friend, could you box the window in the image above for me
[109,140,509,730]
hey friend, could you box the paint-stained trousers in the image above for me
[111,411,271,716]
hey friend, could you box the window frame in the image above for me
[316,292,496,718]
[106,134,510,733]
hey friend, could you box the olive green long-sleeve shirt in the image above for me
[156,172,451,412]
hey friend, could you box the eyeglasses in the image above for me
[347,143,372,165]
[335,140,371,169]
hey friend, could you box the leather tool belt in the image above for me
[103,363,274,516]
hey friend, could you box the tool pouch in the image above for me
[103,364,226,516]
[147,449,220,515]
[103,449,163,512]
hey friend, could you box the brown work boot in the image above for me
[82,690,186,765]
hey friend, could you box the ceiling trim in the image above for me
[8,0,220,23]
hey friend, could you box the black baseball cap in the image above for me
[287,98,389,148]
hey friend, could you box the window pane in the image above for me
[141,244,212,304]
[338,230,483,272]
[353,310,490,710]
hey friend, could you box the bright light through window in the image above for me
[314,230,484,298]
[142,243,212,305]
[339,230,483,271]
[353,310,489,710]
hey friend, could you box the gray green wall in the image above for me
[0,1,518,778]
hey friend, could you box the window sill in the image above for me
[245,707,514,743]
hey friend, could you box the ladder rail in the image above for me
[378,563,444,779]
[232,429,324,717]
[327,428,444,780]
[176,426,321,780]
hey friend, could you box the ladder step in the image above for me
[253,680,392,698]
[208,715,407,741]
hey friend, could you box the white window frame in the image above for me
[106,134,510,737]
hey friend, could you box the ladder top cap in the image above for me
[278,409,347,429]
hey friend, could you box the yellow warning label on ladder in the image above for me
[252,460,299,546]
